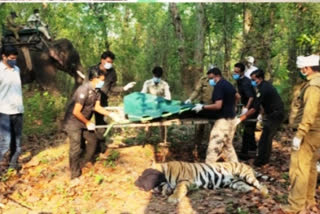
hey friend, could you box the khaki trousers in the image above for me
[288,131,320,212]
[205,118,239,164]
[7,26,20,40]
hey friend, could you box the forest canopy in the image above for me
[1,2,319,104]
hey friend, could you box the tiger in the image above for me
[139,161,269,204]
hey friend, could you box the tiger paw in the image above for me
[168,195,180,204]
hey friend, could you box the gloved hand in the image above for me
[108,112,121,122]
[86,122,95,131]
[292,137,302,151]
[257,114,263,122]
[123,82,136,91]
[235,117,242,126]
[241,107,248,116]
[192,104,204,113]
[184,99,192,104]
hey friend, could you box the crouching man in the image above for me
[64,67,115,179]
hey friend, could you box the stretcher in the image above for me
[97,92,259,145]
[97,113,259,146]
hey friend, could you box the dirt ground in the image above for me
[0,126,319,214]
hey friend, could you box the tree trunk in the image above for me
[193,3,206,83]
[169,3,207,95]
[241,3,252,59]
[287,3,303,86]
[169,3,190,95]
[223,4,232,78]
[169,3,187,67]
[266,4,275,81]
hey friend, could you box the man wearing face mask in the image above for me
[27,9,51,40]
[184,69,214,160]
[141,66,171,100]
[233,62,257,159]
[280,55,320,214]
[141,66,171,144]
[0,46,23,172]
[192,67,239,163]
[64,67,116,179]
[89,51,136,151]
[244,56,258,79]
[238,69,284,167]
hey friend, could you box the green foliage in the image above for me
[1,2,320,134]
[237,208,250,214]
[104,150,120,167]
[0,168,16,182]
[94,174,104,185]
[274,193,288,204]
[23,87,67,136]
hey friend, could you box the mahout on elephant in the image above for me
[1,25,85,91]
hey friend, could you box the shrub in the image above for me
[23,88,67,136]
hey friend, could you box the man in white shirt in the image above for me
[0,46,24,171]
[141,66,171,100]
[27,9,51,40]
[141,66,171,144]
[244,56,258,79]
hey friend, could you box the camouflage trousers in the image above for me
[205,118,239,164]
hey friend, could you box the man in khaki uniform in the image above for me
[141,66,171,143]
[281,55,320,213]
[185,75,213,105]
[184,74,213,160]
[5,11,22,41]
[141,66,171,100]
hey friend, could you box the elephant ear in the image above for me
[49,47,64,66]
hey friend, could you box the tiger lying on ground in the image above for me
[135,161,269,203]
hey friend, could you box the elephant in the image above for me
[12,38,85,90]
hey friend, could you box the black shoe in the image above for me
[238,153,251,160]
[248,146,257,151]
[253,159,267,167]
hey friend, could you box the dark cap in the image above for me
[134,168,166,191]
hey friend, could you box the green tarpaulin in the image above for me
[124,92,194,122]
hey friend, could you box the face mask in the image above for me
[299,70,307,80]
[209,79,216,86]
[232,74,240,80]
[104,62,112,70]
[153,77,161,84]
[7,59,17,68]
[251,80,257,87]
[96,80,104,89]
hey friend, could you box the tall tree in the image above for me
[169,3,207,95]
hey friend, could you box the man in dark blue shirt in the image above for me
[239,69,284,167]
[233,62,257,159]
[192,67,239,163]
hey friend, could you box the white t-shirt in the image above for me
[0,61,24,114]
[244,65,258,79]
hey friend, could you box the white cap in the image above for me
[246,56,254,64]
[296,55,320,68]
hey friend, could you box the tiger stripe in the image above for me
[152,161,269,203]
